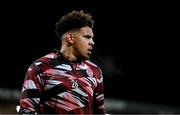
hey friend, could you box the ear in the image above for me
[66,33,74,44]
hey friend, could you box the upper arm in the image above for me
[20,63,44,114]
[93,67,105,114]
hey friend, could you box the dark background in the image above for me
[0,0,179,108]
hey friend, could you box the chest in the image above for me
[42,66,98,98]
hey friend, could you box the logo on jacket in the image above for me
[71,80,78,89]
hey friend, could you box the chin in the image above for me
[83,56,89,60]
[79,52,91,60]
[82,54,90,60]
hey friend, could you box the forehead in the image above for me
[79,26,94,36]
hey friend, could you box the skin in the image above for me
[60,26,94,62]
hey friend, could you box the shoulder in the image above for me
[84,60,100,70]
[34,52,56,65]
[85,60,103,78]
[30,52,60,71]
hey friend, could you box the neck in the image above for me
[60,46,77,62]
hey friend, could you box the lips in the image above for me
[88,48,92,54]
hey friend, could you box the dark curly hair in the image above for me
[55,10,94,39]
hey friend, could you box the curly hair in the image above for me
[55,10,94,39]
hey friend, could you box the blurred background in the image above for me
[0,0,179,114]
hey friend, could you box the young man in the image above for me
[19,10,105,114]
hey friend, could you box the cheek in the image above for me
[78,40,87,48]
[74,39,88,51]
[77,43,87,54]
[74,42,85,52]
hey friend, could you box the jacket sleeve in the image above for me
[93,67,105,114]
[19,63,44,114]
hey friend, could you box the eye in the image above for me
[84,35,92,39]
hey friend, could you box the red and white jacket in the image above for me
[19,50,105,114]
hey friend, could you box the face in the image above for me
[73,26,94,60]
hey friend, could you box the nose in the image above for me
[89,39,95,46]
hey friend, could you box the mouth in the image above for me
[87,48,92,54]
